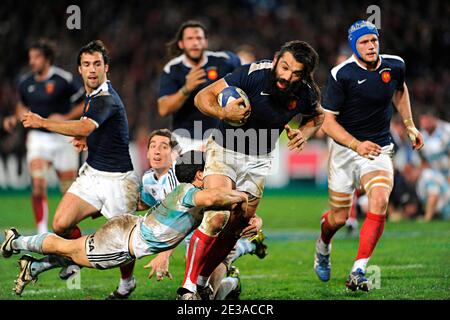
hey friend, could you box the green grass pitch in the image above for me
[0,190,449,300]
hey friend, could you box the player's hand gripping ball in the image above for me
[217,86,251,127]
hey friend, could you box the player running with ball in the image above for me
[313,20,424,291]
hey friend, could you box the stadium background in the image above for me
[0,0,449,300]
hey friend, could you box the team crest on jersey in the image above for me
[45,81,55,94]
[379,67,392,84]
[206,67,218,81]
[381,70,391,83]
[288,100,298,110]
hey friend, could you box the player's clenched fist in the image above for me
[21,111,43,129]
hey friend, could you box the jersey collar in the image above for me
[34,66,55,82]
[182,53,208,69]
[352,54,382,71]
[87,80,109,97]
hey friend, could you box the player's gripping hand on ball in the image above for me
[221,97,251,124]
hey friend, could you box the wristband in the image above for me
[180,85,190,96]
[348,138,360,151]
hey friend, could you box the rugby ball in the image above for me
[217,86,250,127]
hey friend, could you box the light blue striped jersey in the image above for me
[138,183,203,253]
[421,120,450,179]
[140,165,178,207]
[417,168,450,219]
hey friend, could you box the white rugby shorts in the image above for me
[203,138,272,198]
[68,163,139,219]
[26,130,78,172]
[327,139,394,194]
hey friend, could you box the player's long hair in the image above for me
[166,20,208,57]
[278,40,321,103]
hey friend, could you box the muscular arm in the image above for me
[321,111,382,158]
[299,105,325,140]
[22,111,96,137]
[194,79,250,123]
[392,83,424,150]
[194,79,228,120]
[157,92,189,117]
[321,111,356,147]
[194,187,248,208]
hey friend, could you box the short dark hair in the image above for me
[147,128,179,151]
[277,40,321,103]
[29,39,56,64]
[166,20,208,57]
[77,40,110,66]
[175,151,205,183]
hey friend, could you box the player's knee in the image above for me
[330,208,349,227]
[52,215,70,236]
[200,210,230,236]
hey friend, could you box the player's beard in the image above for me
[267,68,302,108]
[185,48,204,64]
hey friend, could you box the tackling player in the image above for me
[313,20,424,291]
[1,151,248,296]
[2,39,85,234]
[158,20,241,152]
[178,40,324,298]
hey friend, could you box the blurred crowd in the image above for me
[0,0,448,220]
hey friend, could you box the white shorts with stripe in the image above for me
[203,138,272,198]
[26,130,78,171]
[68,163,139,219]
[85,214,138,269]
[328,140,394,194]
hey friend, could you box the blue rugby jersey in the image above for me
[83,80,133,172]
[322,54,406,147]
[217,60,319,155]
[159,51,241,137]
[18,66,84,131]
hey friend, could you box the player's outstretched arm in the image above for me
[3,102,28,133]
[392,83,424,150]
[299,105,325,140]
[194,79,250,123]
[21,111,96,137]
[322,111,382,160]
[194,187,248,208]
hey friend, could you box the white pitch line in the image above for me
[383,264,424,270]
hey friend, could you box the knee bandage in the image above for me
[329,194,353,208]
[364,176,393,195]
[199,210,231,236]
[30,167,48,179]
